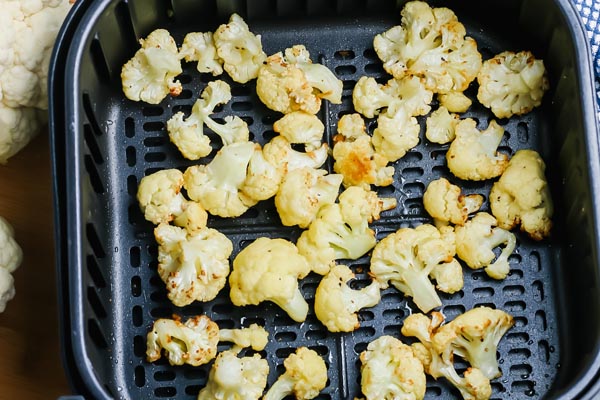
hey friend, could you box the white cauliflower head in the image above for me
[425,106,460,144]
[229,237,311,323]
[477,51,549,119]
[213,13,266,83]
[240,143,283,202]
[121,29,183,104]
[370,224,460,313]
[423,177,484,226]
[359,335,426,400]
[0,105,44,164]
[179,31,223,76]
[183,142,258,218]
[455,212,516,280]
[275,167,343,229]
[0,216,22,313]
[373,1,482,94]
[332,113,394,189]
[489,149,553,240]
[197,350,269,400]
[314,264,381,332]
[263,347,328,400]
[446,118,509,181]
[371,103,421,163]
[273,111,324,152]
[167,80,249,160]
[154,223,233,306]
[146,315,220,366]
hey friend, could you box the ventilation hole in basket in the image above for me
[181,368,206,381]
[144,152,167,163]
[403,198,422,212]
[86,223,106,258]
[491,381,506,395]
[143,136,168,148]
[87,287,108,321]
[442,304,466,320]
[134,335,145,357]
[517,122,529,143]
[184,385,203,396]
[241,115,255,126]
[364,63,385,75]
[155,387,177,397]
[126,146,136,167]
[335,65,357,76]
[231,101,253,111]
[243,317,267,327]
[131,276,142,297]
[211,303,235,314]
[125,117,135,138]
[355,326,376,338]
[134,365,145,387]
[142,106,164,117]
[425,386,443,396]
[535,310,547,331]
[383,324,402,335]
[430,149,447,160]
[334,50,355,60]
[88,319,108,349]
[84,124,104,164]
[538,340,551,363]
[132,305,143,326]
[508,347,531,359]
[510,363,533,377]
[403,181,425,197]
[506,332,530,345]
[513,316,528,328]
[86,255,107,288]
[511,380,535,396]
[232,85,252,97]
[381,291,403,302]
[363,48,378,60]
[529,251,542,271]
[151,306,173,319]
[341,80,356,92]
[150,290,168,302]
[90,38,111,83]
[304,329,326,341]
[503,284,526,297]
[183,303,206,315]
[382,308,404,322]
[353,342,368,355]
[403,152,424,164]
[128,204,146,226]
[275,331,297,342]
[275,347,296,359]
[84,155,105,193]
[498,145,512,156]
[505,300,526,312]
[473,286,495,298]
[176,89,194,100]
[114,0,137,45]
[127,175,137,196]
[143,121,165,132]
[154,370,176,382]
[400,166,424,178]
[474,302,496,310]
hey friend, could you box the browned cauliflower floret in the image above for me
[446,119,509,181]
[425,106,460,145]
[423,177,484,226]
[438,91,472,113]
[477,51,549,119]
[489,149,553,240]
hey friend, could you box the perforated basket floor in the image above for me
[50,0,600,399]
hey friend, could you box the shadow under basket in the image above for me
[49,0,600,399]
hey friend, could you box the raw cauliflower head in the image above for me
[489,149,553,240]
[0,105,45,164]
[423,177,484,226]
[121,29,182,104]
[359,335,426,400]
[229,237,311,323]
[332,113,395,189]
[179,31,223,76]
[373,0,482,94]
[425,106,460,145]
[314,264,381,332]
[477,50,549,119]
[154,223,233,306]
[213,13,266,83]
[446,118,509,181]
[0,216,22,313]
[146,315,220,366]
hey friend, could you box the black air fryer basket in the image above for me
[49,0,600,399]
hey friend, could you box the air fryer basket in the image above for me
[49,0,600,399]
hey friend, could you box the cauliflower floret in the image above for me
[219,323,269,354]
[314,264,381,332]
[477,51,549,119]
[121,29,182,104]
[425,106,460,144]
[146,315,220,366]
[229,237,311,322]
[359,335,426,400]
[297,186,397,275]
[240,143,283,202]
[455,212,516,279]
[213,13,266,83]
[489,149,553,241]
[273,111,324,152]
[371,103,421,162]
[370,223,460,313]
[430,258,464,294]
[433,306,515,380]
[197,350,269,400]
[136,169,208,232]
[184,142,258,218]
[0,102,45,164]
[423,177,484,226]
[401,312,493,400]
[154,223,233,306]
[0,268,15,314]
[446,119,509,181]
[256,45,342,114]
[438,91,472,113]
[167,80,249,160]
[373,1,481,94]
[263,347,328,400]
[179,31,223,76]
[0,216,22,312]
[275,167,343,228]
[332,113,394,189]
[263,135,329,173]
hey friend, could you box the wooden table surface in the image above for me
[0,132,72,399]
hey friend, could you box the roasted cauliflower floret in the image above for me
[455,212,516,279]
[184,142,257,218]
[489,149,553,240]
[121,28,182,104]
[219,323,269,354]
[438,91,472,113]
[297,186,396,275]
[477,50,549,119]
[372,103,421,163]
[179,31,223,76]
[359,335,426,400]
[314,264,381,332]
[423,177,484,226]
[275,167,343,228]
[273,111,324,151]
[262,135,329,174]
[240,143,283,202]
[197,350,269,400]
[213,13,266,83]
[370,223,460,313]
[263,347,328,400]
[425,106,460,144]
[373,1,482,94]
[167,80,249,160]
[446,119,509,181]
[229,237,311,322]
[154,223,233,306]
[332,113,394,189]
